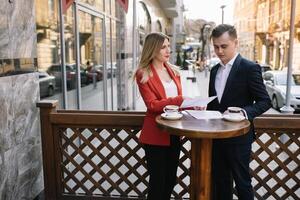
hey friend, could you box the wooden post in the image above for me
[37,100,58,200]
[190,138,201,200]
[190,138,212,200]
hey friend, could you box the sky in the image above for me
[183,0,234,25]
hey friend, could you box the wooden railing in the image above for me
[252,114,300,199]
[37,101,300,200]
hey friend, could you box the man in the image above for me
[207,24,271,200]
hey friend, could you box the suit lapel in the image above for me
[220,54,242,103]
[148,63,183,99]
[210,64,220,97]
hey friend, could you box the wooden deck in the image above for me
[37,100,300,200]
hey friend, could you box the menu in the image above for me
[180,96,217,108]
[183,110,223,119]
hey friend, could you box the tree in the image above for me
[184,18,215,63]
[182,51,188,70]
[176,51,182,67]
[200,24,212,62]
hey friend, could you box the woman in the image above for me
[134,32,184,200]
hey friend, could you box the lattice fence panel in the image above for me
[249,132,300,200]
[56,127,191,199]
[55,126,299,199]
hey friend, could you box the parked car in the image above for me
[47,63,89,90]
[207,57,220,71]
[86,65,103,82]
[291,70,300,85]
[104,62,117,78]
[38,72,56,97]
[97,62,117,78]
[260,64,272,74]
[263,71,300,111]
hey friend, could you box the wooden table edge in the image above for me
[156,116,251,139]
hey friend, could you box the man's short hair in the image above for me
[211,24,237,39]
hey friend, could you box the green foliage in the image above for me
[176,51,182,66]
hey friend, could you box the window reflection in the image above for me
[35,0,62,104]
[80,0,104,12]
[137,2,151,53]
[79,11,104,110]
[105,0,111,14]
[35,0,122,110]
[138,2,151,33]
[155,20,162,32]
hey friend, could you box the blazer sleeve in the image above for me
[243,64,271,120]
[136,72,183,113]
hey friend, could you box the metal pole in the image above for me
[110,18,114,110]
[171,18,176,63]
[74,1,82,110]
[58,0,68,109]
[221,5,226,24]
[279,0,296,145]
[280,0,296,114]
[132,0,137,110]
[103,17,108,110]
[222,9,224,24]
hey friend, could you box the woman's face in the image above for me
[154,38,171,63]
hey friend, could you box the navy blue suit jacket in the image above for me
[207,54,271,144]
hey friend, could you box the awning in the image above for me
[62,0,74,14]
[117,0,129,13]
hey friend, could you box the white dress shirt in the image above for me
[215,53,239,102]
[162,79,178,97]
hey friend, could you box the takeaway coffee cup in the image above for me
[163,105,179,116]
[227,107,243,119]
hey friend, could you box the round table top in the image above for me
[156,113,251,139]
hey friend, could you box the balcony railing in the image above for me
[37,101,300,199]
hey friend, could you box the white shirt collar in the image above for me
[220,53,239,67]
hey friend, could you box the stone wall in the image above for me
[0,0,36,59]
[0,73,42,200]
[0,0,43,199]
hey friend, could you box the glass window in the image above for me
[106,18,113,110]
[155,20,162,32]
[114,0,122,19]
[36,0,64,104]
[111,20,118,110]
[276,74,295,86]
[78,11,105,110]
[137,2,151,33]
[80,0,104,12]
[105,0,111,14]
[263,73,273,81]
[111,0,116,17]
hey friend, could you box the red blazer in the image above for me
[136,63,183,146]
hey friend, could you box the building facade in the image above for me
[0,0,183,198]
[234,0,256,60]
[234,0,300,70]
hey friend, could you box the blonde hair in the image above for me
[134,32,179,83]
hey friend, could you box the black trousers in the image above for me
[143,136,181,200]
[212,141,254,200]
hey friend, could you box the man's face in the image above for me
[212,32,238,65]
